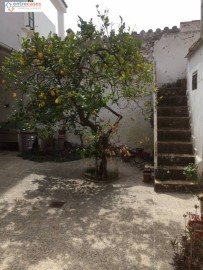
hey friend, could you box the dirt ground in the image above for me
[0,151,198,270]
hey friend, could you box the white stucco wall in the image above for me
[66,95,153,152]
[187,42,203,174]
[0,0,24,50]
[41,0,58,34]
[67,22,201,151]
[34,0,67,37]
[154,22,200,86]
[0,0,66,51]
[50,0,67,38]
[34,12,56,37]
[0,0,57,122]
[57,10,65,37]
[102,101,153,150]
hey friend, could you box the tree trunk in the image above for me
[97,135,109,180]
[99,153,108,179]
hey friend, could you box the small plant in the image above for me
[171,206,203,270]
[183,163,198,181]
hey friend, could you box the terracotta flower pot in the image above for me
[188,220,203,242]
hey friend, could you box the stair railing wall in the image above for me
[153,61,157,172]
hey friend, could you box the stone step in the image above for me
[158,96,187,106]
[155,166,186,180]
[154,179,199,193]
[158,141,193,154]
[158,129,191,141]
[157,117,190,129]
[157,106,188,117]
[158,154,195,166]
[157,88,186,97]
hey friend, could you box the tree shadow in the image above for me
[0,163,184,270]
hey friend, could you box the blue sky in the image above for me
[64,0,200,33]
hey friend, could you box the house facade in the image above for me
[0,0,67,51]
[186,39,203,174]
[183,0,203,178]
[0,0,67,148]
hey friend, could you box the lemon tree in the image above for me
[1,8,153,179]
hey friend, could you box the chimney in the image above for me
[201,0,203,39]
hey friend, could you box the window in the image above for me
[28,12,34,30]
[192,71,197,90]
[28,0,34,30]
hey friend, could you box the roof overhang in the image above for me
[61,0,68,8]
[50,0,67,13]
[185,38,203,58]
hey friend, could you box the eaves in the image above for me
[185,38,203,58]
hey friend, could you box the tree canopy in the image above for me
[1,8,153,178]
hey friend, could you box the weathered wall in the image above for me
[133,21,200,86]
[154,23,200,86]
[66,95,153,151]
[100,99,153,150]
[187,42,203,174]
[67,21,201,150]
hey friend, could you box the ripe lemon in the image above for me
[12,92,17,98]
[39,101,45,107]
[60,70,65,76]
[38,92,45,99]
[55,97,62,104]
[33,59,40,65]
[20,57,25,65]
[50,90,56,96]
[38,52,43,59]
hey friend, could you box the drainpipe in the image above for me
[201,0,203,39]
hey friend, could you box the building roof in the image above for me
[185,38,203,58]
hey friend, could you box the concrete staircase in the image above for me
[154,84,197,192]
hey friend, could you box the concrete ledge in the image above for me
[154,179,199,193]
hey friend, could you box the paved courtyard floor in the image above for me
[0,151,198,270]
